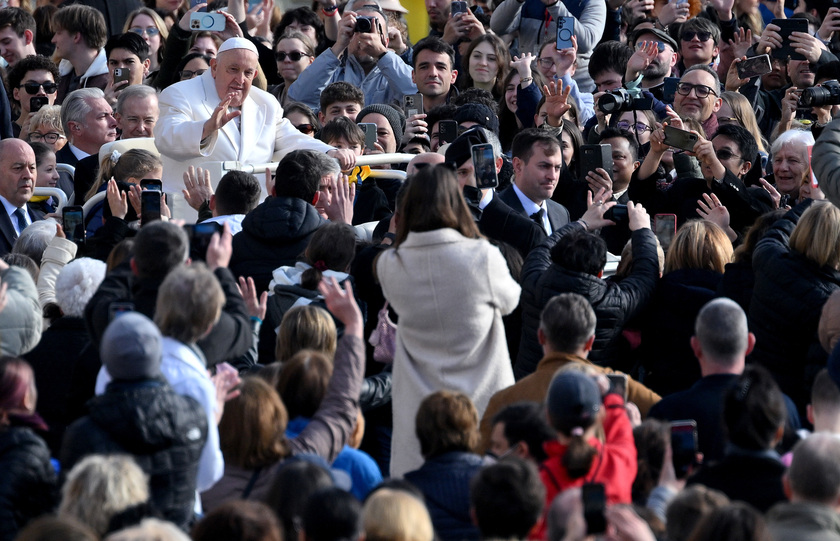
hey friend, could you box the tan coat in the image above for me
[479,351,661,451]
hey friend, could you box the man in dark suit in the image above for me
[498,129,570,235]
[0,139,46,256]
[443,127,545,258]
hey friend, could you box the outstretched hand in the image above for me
[202,94,241,141]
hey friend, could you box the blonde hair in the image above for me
[665,220,733,274]
[154,263,225,343]
[275,305,337,362]
[721,91,767,153]
[790,201,840,269]
[123,8,169,64]
[362,489,434,541]
[59,455,149,537]
[105,518,190,541]
[30,105,63,134]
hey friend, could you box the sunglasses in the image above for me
[128,26,160,37]
[717,116,738,124]
[275,50,312,62]
[635,40,666,52]
[680,31,712,42]
[616,120,653,133]
[28,132,64,144]
[20,82,57,94]
[295,123,316,134]
[716,148,742,161]
[179,69,207,80]
[677,82,717,98]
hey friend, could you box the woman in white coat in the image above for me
[376,165,521,477]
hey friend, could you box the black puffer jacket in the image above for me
[749,200,840,409]
[0,425,58,541]
[514,223,660,379]
[229,196,327,293]
[61,380,208,530]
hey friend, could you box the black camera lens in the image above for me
[799,80,840,108]
[354,16,374,33]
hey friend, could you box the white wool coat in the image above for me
[376,228,520,477]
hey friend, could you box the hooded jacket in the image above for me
[230,196,327,293]
[56,48,109,104]
[61,380,208,529]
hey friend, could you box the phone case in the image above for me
[556,17,574,49]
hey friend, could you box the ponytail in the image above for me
[562,429,598,479]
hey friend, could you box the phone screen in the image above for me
[141,190,162,224]
[471,143,498,189]
[654,214,677,251]
[606,374,628,401]
[62,206,85,243]
[737,55,772,79]
[186,222,222,261]
[140,178,163,191]
[581,483,607,535]
[671,421,698,479]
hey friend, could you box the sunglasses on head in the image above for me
[295,123,316,134]
[680,31,712,42]
[21,82,57,94]
[275,51,312,62]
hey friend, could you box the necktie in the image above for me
[530,208,545,227]
[12,208,26,234]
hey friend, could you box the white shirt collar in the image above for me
[512,183,551,234]
[68,144,90,161]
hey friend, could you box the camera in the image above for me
[189,12,226,32]
[354,16,376,33]
[597,88,653,114]
[799,80,840,108]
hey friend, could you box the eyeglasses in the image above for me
[616,120,653,133]
[275,50,312,62]
[179,69,207,80]
[716,148,742,161]
[537,58,555,68]
[677,82,717,98]
[128,26,160,37]
[635,40,666,52]
[680,31,712,42]
[295,123,316,134]
[20,82,57,94]
[717,116,738,124]
[28,132,64,144]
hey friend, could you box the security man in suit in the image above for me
[0,139,45,256]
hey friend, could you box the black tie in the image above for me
[13,208,26,234]
[530,208,545,227]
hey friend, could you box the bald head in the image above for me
[788,433,840,505]
[407,152,445,176]
[0,138,35,207]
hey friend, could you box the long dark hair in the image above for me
[394,165,482,247]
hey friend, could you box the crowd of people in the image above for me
[6,0,840,539]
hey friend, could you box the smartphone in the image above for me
[604,204,628,222]
[670,420,698,479]
[471,143,498,189]
[247,0,262,13]
[737,54,772,79]
[404,93,424,118]
[606,374,628,401]
[190,0,206,9]
[771,18,808,61]
[662,77,680,104]
[451,0,468,15]
[62,205,85,244]
[663,125,699,152]
[438,120,458,145]
[141,190,162,224]
[654,213,677,251]
[108,301,135,322]
[140,178,163,191]
[185,221,222,261]
[113,67,131,86]
[581,483,607,535]
[358,123,377,151]
[556,16,575,49]
[580,144,614,180]
[30,96,48,113]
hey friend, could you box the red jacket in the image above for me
[532,394,637,539]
